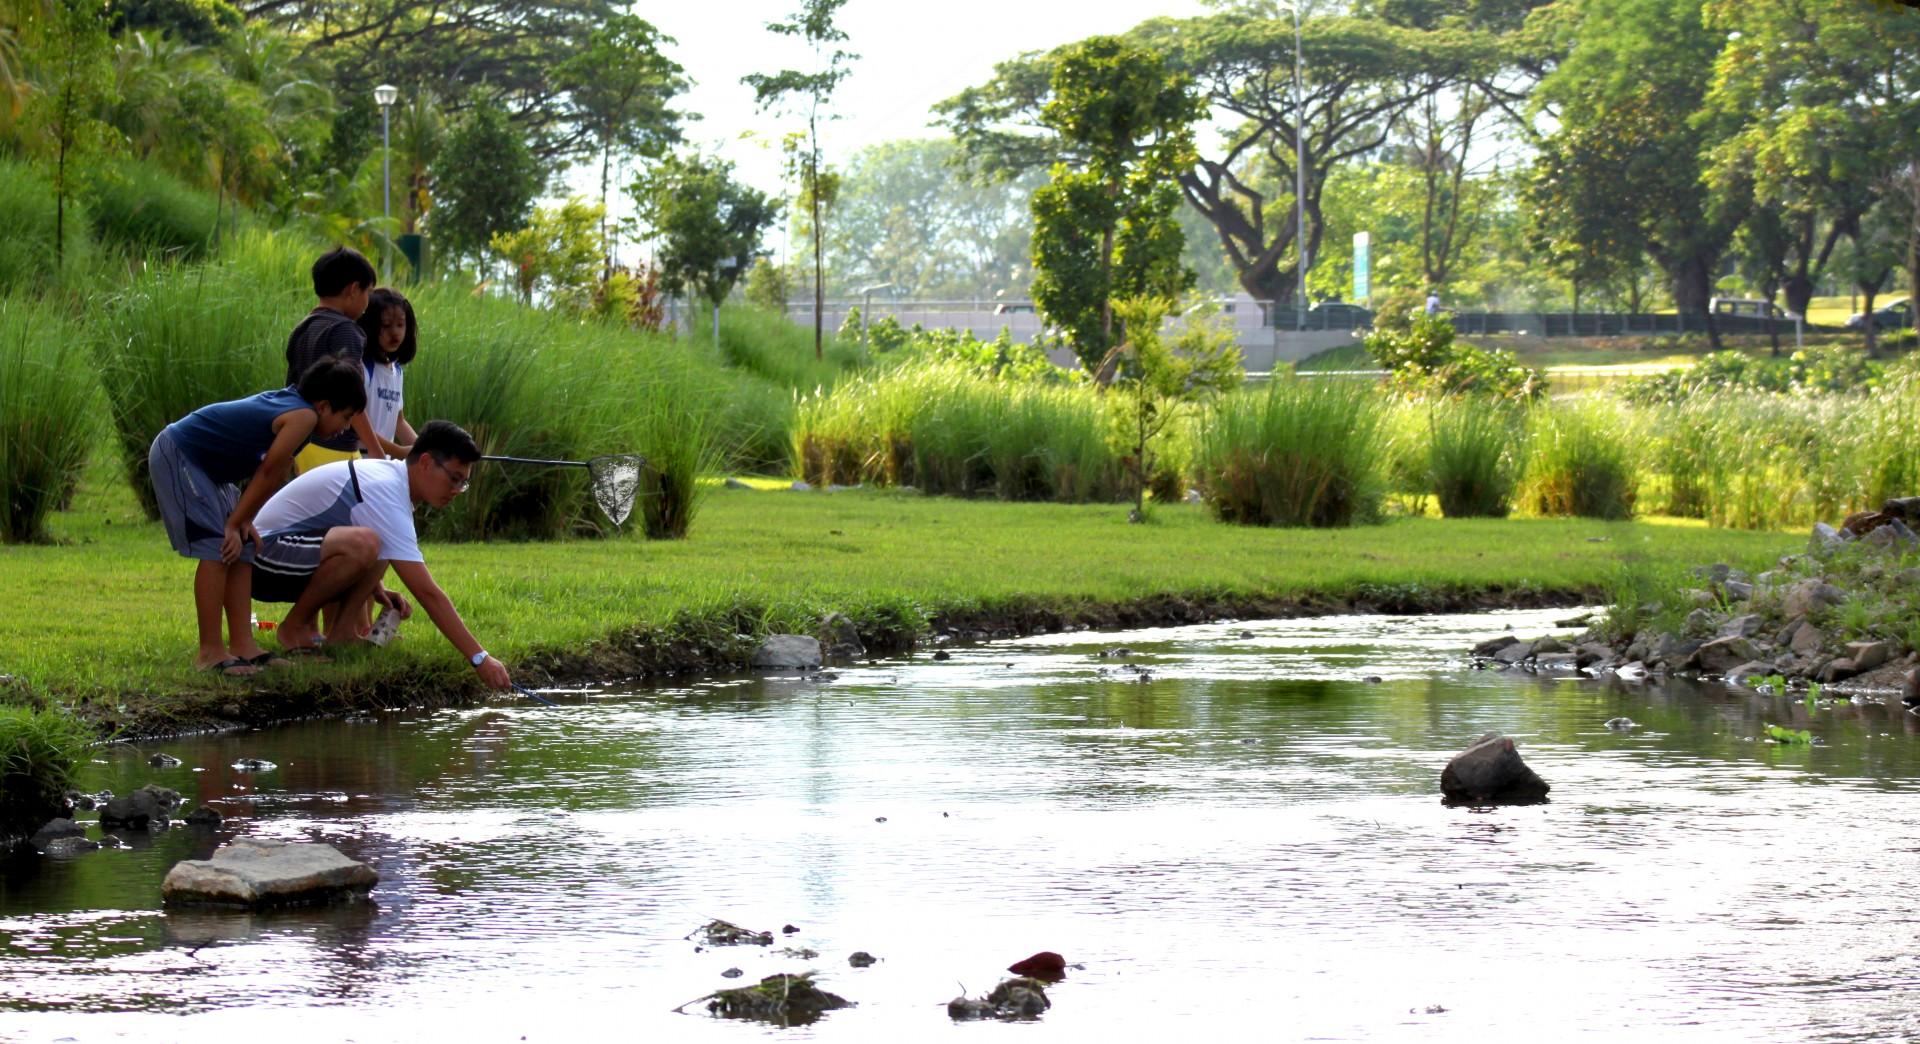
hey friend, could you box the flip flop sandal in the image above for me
[247,652,295,668]
[199,657,259,678]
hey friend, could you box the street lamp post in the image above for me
[374,84,399,283]
[859,283,896,347]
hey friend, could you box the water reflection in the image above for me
[5,607,1920,1040]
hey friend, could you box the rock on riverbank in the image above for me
[1474,510,1920,693]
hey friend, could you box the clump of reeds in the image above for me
[1426,397,1523,518]
[717,304,864,392]
[84,160,223,259]
[88,231,296,519]
[0,297,99,542]
[791,360,1123,502]
[0,156,97,292]
[0,704,92,841]
[1521,399,1638,520]
[1193,377,1387,527]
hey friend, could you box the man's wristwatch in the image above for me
[470,650,490,668]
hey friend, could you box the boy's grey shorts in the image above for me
[149,428,249,563]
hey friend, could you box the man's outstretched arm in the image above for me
[390,560,511,690]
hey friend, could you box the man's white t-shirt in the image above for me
[255,457,423,563]
[365,360,404,443]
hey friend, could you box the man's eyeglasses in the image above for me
[432,455,472,492]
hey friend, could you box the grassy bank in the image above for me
[0,450,1797,736]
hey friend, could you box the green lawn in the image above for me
[0,451,1798,734]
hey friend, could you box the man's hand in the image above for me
[476,655,511,691]
[220,520,259,564]
[374,587,413,620]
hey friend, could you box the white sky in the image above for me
[564,0,1210,254]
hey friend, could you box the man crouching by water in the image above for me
[251,419,513,691]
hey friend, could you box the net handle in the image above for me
[481,455,590,469]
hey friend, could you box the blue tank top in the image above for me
[166,386,313,484]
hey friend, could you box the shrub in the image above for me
[0,297,99,542]
[1522,400,1638,520]
[1366,312,1543,400]
[0,704,91,842]
[1194,377,1387,527]
[1427,398,1522,518]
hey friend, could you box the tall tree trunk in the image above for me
[1861,283,1880,359]
[1671,254,1721,351]
[600,139,613,278]
[809,116,823,361]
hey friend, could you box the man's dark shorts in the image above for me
[252,531,324,602]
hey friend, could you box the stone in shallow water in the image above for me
[750,634,822,671]
[1440,732,1550,806]
[161,838,377,909]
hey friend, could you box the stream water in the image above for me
[5,607,1920,1042]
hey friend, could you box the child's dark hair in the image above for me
[357,287,418,366]
[408,420,481,465]
[312,247,376,298]
[296,358,369,415]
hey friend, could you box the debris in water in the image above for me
[874,816,887,823]
[1006,951,1067,981]
[949,977,1051,1021]
[1604,717,1639,730]
[932,651,952,661]
[848,951,877,968]
[777,946,819,959]
[695,972,852,1026]
[721,968,744,979]
[781,924,800,934]
[148,753,183,768]
[230,758,277,773]
[689,919,773,947]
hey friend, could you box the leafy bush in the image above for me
[1620,346,1881,404]
[1365,312,1543,400]
[1194,377,1387,527]
[0,297,99,541]
[1522,400,1639,520]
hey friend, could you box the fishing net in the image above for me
[587,454,644,528]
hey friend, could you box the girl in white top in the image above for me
[356,288,418,458]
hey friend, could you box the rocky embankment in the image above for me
[1474,502,1920,699]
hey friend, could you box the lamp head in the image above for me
[374,84,399,107]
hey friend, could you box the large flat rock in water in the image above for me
[162,838,377,909]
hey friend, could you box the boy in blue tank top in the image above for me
[149,359,367,677]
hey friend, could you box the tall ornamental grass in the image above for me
[0,705,91,841]
[405,287,725,541]
[792,361,1123,501]
[1427,398,1523,518]
[85,160,223,259]
[717,305,864,391]
[0,157,97,292]
[1194,377,1388,527]
[89,232,299,518]
[0,297,100,542]
[1522,399,1639,520]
